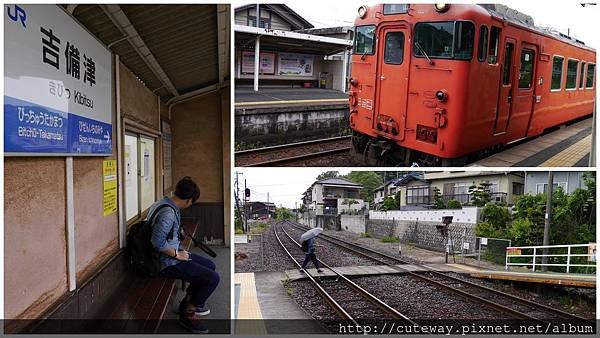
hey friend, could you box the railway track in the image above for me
[273,221,416,325]
[235,136,352,167]
[286,220,592,324]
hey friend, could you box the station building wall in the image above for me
[4,61,228,321]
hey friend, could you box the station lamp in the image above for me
[358,5,368,18]
[434,3,450,12]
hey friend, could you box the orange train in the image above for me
[348,4,596,165]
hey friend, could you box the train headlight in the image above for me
[434,3,450,12]
[358,5,368,18]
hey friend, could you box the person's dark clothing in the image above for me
[301,237,320,269]
[160,252,220,307]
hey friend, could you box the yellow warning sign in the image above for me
[103,160,117,216]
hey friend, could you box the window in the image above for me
[586,63,596,88]
[125,133,156,222]
[384,32,405,64]
[488,26,501,64]
[512,182,524,195]
[502,42,514,85]
[579,62,586,89]
[354,25,376,55]
[518,48,535,89]
[566,59,579,89]
[247,16,271,29]
[551,56,564,90]
[406,186,430,204]
[453,183,470,195]
[536,182,567,194]
[477,25,488,62]
[413,21,474,60]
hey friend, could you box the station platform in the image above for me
[472,118,593,167]
[234,272,325,334]
[285,263,473,282]
[235,87,347,108]
[469,270,596,288]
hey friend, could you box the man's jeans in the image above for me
[160,253,220,307]
[301,252,320,270]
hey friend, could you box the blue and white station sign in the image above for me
[4,4,113,155]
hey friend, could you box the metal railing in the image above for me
[505,243,596,273]
[405,192,508,205]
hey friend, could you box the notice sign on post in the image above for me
[103,160,117,216]
[4,4,113,156]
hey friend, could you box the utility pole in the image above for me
[542,171,553,272]
[234,171,245,234]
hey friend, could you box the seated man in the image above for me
[148,176,220,334]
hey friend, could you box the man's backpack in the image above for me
[126,204,177,277]
[301,240,309,253]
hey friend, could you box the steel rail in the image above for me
[241,147,352,167]
[235,135,352,155]
[286,221,573,323]
[272,221,356,324]
[279,222,417,325]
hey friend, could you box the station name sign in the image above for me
[4,4,113,155]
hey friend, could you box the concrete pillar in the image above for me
[254,36,260,92]
[341,49,349,93]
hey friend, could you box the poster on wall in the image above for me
[241,50,275,74]
[278,52,314,76]
[103,160,117,216]
[4,4,113,156]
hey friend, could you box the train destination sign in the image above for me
[4,4,113,156]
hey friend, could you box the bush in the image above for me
[360,232,371,238]
[446,199,462,209]
[235,227,244,234]
[475,221,504,239]
[381,236,400,243]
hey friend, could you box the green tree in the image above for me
[432,187,445,209]
[447,199,462,209]
[317,171,340,181]
[476,203,511,238]
[345,171,383,203]
[469,182,493,207]
[275,207,294,221]
[382,196,399,211]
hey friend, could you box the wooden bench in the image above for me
[14,221,198,334]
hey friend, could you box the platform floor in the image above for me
[235,87,347,107]
[472,118,593,167]
[470,270,596,288]
[285,263,472,282]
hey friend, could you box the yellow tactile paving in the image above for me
[234,273,267,335]
[540,135,592,167]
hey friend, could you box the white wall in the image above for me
[340,215,366,234]
[369,207,481,224]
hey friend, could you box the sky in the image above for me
[235,168,352,208]
[235,0,599,48]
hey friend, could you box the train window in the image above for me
[566,59,579,90]
[586,63,596,88]
[488,26,501,64]
[518,48,535,89]
[551,56,564,91]
[384,32,405,64]
[477,25,488,62]
[454,21,474,60]
[579,62,586,89]
[413,21,474,60]
[354,25,376,55]
[502,42,514,85]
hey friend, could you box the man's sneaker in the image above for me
[179,312,209,334]
[178,300,211,316]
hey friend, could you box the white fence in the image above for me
[505,243,596,273]
[369,207,481,224]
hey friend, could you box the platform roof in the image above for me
[66,4,230,103]
[235,25,352,55]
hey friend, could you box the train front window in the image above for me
[354,25,376,55]
[518,48,535,89]
[384,32,405,64]
[566,59,578,89]
[413,21,474,60]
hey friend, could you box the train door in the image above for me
[375,25,409,140]
[512,43,538,138]
[494,38,516,134]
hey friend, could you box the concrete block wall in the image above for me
[340,215,366,234]
[369,207,481,224]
